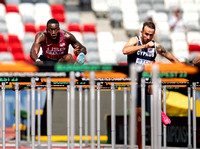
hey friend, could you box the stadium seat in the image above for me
[170,31,186,42]
[91,0,109,17]
[38,25,46,32]
[51,4,65,23]
[5,12,24,39]
[52,13,65,23]
[86,51,100,64]
[182,12,199,28]
[83,32,97,42]
[0,3,6,17]
[84,41,98,52]
[83,24,96,33]
[67,23,82,32]
[187,31,200,44]
[0,22,8,34]
[152,2,166,12]
[24,23,37,33]
[19,3,35,23]
[5,4,19,13]
[108,6,123,28]
[0,52,14,61]
[172,41,189,61]
[34,3,52,26]
[8,34,20,44]
[66,12,80,24]
[0,34,5,42]
[70,31,83,44]
[5,0,20,5]
[51,4,65,15]
[22,33,35,55]
[12,52,26,61]
[188,44,200,53]
[0,43,9,52]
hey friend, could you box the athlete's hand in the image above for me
[146,41,155,48]
[35,61,44,65]
[74,48,87,57]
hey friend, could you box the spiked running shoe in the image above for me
[161,111,171,126]
[76,52,85,64]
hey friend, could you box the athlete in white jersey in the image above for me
[122,21,181,149]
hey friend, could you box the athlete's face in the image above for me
[47,23,60,40]
[141,26,155,44]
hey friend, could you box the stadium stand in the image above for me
[0,0,200,64]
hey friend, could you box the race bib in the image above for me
[136,58,152,65]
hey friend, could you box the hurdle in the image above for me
[0,62,199,149]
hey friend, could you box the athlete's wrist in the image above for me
[35,58,41,63]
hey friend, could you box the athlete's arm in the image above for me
[122,37,147,55]
[30,32,45,63]
[156,43,180,63]
[65,32,87,56]
[192,54,200,65]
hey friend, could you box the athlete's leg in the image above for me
[137,107,142,149]
[58,54,76,63]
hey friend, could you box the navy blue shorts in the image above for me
[136,85,150,108]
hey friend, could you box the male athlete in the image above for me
[122,21,180,149]
[30,19,87,64]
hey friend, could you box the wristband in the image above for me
[35,58,41,62]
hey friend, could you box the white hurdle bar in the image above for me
[0,69,199,149]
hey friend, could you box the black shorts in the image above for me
[38,55,58,64]
[136,85,150,108]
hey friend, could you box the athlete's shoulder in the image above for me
[35,30,46,42]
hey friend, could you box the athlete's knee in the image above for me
[58,54,75,63]
[137,107,141,122]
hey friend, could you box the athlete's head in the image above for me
[141,21,155,44]
[46,19,60,40]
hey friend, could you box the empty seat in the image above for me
[188,44,200,53]
[5,4,19,13]
[52,13,65,23]
[84,41,98,52]
[0,22,8,34]
[5,0,20,5]
[51,4,65,15]
[108,6,122,28]
[138,3,152,14]
[83,24,96,33]
[86,51,100,64]
[19,3,35,23]
[0,3,6,17]
[51,4,65,23]
[12,52,26,61]
[0,43,9,52]
[38,25,46,32]
[22,33,35,54]
[187,31,200,44]
[152,3,166,12]
[83,32,97,42]
[66,12,80,24]
[34,3,52,26]
[91,0,108,17]
[24,23,37,33]
[67,23,82,32]
[182,12,199,27]
[172,41,189,61]
[8,34,20,44]
[0,52,14,61]
[170,31,186,42]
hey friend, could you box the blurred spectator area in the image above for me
[0,0,200,64]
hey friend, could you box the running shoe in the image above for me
[76,52,85,64]
[161,111,171,125]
